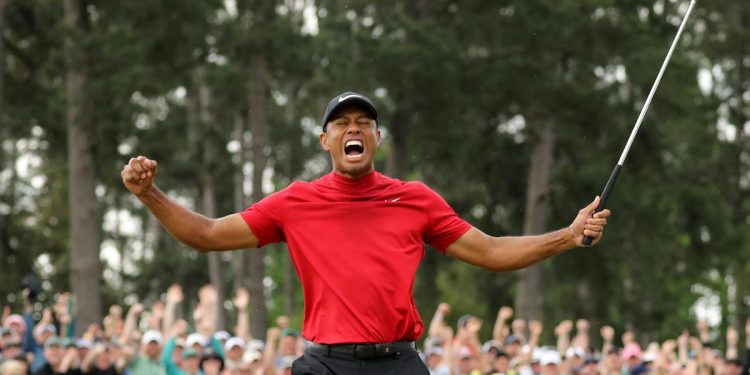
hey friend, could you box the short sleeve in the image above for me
[420,183,472,252]
[239,188,287,247]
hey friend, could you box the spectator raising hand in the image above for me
[233,287,250,341]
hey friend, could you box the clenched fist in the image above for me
[121,156,158,196]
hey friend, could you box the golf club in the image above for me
[582,0,696,246]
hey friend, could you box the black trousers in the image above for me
[292,347,430,375]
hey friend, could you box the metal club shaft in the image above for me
[581,0,696,246]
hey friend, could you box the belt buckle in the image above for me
[375,343,399,359]
[353,344,375,359]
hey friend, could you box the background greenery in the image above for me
[0,0,748,347]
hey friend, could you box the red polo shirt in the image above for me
[240,171,471,344]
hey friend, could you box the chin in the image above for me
[337,163,373,177]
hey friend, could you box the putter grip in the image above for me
[581,164,622,246]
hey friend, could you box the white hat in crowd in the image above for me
[242,350,262,364]
[141,330,163,346]
[540,350,561,366]
[224,337,246,352]
[214,331,231,341]
[186,333,207,348]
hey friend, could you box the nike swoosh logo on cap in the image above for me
[338,94,361,102]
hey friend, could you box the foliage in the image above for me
[0,0,748,343]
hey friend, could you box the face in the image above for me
[427,353,443,368]
[3,344,21,359]
[504,342,521,356]
[78,347,90,360]
[182,356,199,373]
[458,357,478,374]
[95,350,112,370]
[542,364,559,375]
[201,358,222,375]
[44,345,64,367]
[227,346,243,361]
[607,352,621,369]
[280,336,297,355]
[494,355,509,372]
[724,362,740,375]
[145,341,162,359]
[320,107,380,179]
[580,362,598,375]
[627,356,641,369]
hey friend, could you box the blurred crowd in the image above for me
[0,287,748,375]
[422,304,749,375]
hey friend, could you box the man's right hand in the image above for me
[121,156,158,196]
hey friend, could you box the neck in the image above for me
[332,166,375,180]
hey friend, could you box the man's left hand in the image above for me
[570,196,611,246]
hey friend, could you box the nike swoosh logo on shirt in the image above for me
[338,94,361,102]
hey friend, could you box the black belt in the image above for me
[308,341,416,360]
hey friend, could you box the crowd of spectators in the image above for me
[422,304,750,375]
[1,287,748,375]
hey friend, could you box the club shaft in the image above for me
[617,0,696,166]
[582,0,696,246]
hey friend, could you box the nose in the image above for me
[345,124,361,134]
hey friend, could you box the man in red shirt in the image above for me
[121,92,610,375]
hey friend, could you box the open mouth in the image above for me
[344,140,364,160]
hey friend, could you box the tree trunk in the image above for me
[385,109,409,179]
[196,67,226,331]
[0,0,4,127]
[514,120,555,321]
[248,55,269,339]
[282,86,296,318]
[233,113,248,293]
[0,0,6,259]
[64,0,102,335]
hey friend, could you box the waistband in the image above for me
[308,341,416,360]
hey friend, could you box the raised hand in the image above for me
[167,284,183,305]
[569,196,611,246]
[437,302,451,316]
[530,320,543,336]
[677,330,689,348]
[109,305,123,319]
[233,288,249,310]
[121,156,158,196]
[622,331,635,346]
[199,285,218,304]
[498,306,513,321]
[467,317,483,333]
[662,339,677,353]
[600,326,614,342]
[576,319,590,332]
[555,320,573,336]
[727,326,738,345]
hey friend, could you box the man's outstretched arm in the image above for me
[121,156,258,252]
[445,196,610,272]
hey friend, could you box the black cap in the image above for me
[321,91,378,130]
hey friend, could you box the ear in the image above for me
[319,132,330,151]
[376,130,381,144]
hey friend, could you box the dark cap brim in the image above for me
[322,92,378,130]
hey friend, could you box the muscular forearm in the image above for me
[487,229,576,271]
[135,186,221,251]
[447,227,577,272]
